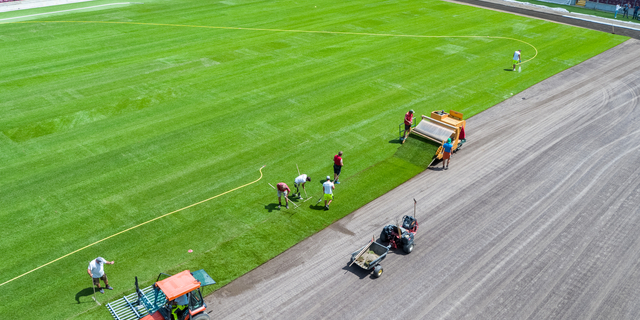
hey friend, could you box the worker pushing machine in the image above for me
[442,138,453,170]
[401,110,414,143]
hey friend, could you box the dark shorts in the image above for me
[93,274,107,285]
[333,164,342,175]
[443,151,451,160]
[404,124,411,131]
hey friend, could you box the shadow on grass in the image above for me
[264,203,281,212]
[504,68,514,71]
[388,138,402,144]
[309,203,326,211]
[75,287,95,304]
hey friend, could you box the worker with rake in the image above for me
[87,257,114,294]
[294,174,311,198]
[401,109,414,142]
[333,151,343,184]
[276,182,291,209]
[322,176,335,210]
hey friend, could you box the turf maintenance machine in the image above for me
[379,199,419,254]
[410,110,467,159]
[107,269,215,320]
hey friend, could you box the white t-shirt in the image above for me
[88,257,107,278]
[513,51,521,60]
[294,174,307,185]
[323,180,334,194]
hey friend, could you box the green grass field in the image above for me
[0,0,626,318]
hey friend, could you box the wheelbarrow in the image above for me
[349,241,390,278]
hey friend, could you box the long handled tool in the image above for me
[268,183,299,209]
[91,278,101,306]
[296,164,308,198]
[349,236,375,267]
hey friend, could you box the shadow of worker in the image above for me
[75,287,95,304]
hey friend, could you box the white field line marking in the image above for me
[0,3,131,21]
[11,20,540,64]
[0,166,265,288]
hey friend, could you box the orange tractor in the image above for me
[107,269,215,320]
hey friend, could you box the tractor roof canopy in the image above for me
[156,270,200,301]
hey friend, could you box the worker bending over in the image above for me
[294,174,311,198]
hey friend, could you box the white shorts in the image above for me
[278,190,288,197]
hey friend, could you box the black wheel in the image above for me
[373,265,383,278]
[192,313,210,320]
[380,230,388,242]
[403,242,414,254]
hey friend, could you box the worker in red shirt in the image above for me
[276,182,291,209]
[333,151,343,184]
[401,110,414,142]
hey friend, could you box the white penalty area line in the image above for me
[0,3,134,22]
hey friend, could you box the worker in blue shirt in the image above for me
[442,138,453,170]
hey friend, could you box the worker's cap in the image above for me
[326,176,331,180]
[96,257,104,263]
[306,176,311,181]
[447,138,452,143]
[409,109,414,113]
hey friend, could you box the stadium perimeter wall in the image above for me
[455,0,640,38]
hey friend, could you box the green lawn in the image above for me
[0,0,626,318]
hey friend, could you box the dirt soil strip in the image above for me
[206,39,640,320]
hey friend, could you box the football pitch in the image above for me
[0,0,626,318]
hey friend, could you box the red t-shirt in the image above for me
[277,183,290,192]
[334,155,342,166]
[404,112,414,126]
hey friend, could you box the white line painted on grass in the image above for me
[0,3,132,21]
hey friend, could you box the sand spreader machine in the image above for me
[107,269,215,320]
[407,110,467,160]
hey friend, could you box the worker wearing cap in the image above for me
[87,257,114,294]
[276,182,291,209]
[322,176,335,210]
[294,174,311,198]
[442,138,453,170]
[512,50,521,71]
[171,294,188,320]
[401,110,414,142]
